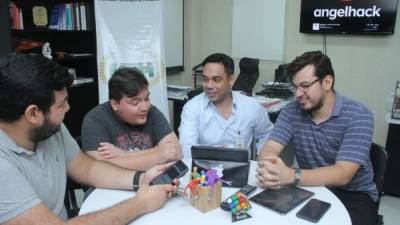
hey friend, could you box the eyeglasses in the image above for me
[289,78,320,93]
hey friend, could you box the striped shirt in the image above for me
[270,92,378,201]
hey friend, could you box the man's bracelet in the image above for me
[133,171,144,192]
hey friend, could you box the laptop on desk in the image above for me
[191,146,250,187]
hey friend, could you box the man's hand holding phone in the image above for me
[150,160,189,185]
[132,162,183,214]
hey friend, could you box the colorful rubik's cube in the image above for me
[226,192,251,214]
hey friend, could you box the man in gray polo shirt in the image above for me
[0,54,177,225]
[257,51,377,225]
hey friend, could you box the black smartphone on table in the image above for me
[150,160,189,185]
[296,198,331,223]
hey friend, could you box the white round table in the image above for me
[79,160,351,225]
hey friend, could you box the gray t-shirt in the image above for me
[81,102,172,152]
[0,124,80,223]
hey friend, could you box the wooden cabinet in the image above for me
[0,0,98,138]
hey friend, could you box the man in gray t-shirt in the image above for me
[0,54,178,225]
[81,67,181,171]
[0,124,79,221]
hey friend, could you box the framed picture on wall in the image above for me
[392,81,400,119]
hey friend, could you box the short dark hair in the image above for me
[201,53,234,75]
[286,51,335,87]
[0,53,73,122]
[108,67,149,101]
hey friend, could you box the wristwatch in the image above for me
[292,167,301,186]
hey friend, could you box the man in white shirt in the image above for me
[179,53,273,158]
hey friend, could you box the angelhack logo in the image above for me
[313,4,382,20]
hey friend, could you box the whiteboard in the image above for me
[232,0,286,61]
[163,0,183,71]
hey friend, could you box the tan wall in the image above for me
[167,0,400,146]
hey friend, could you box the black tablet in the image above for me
[191,146,249,187]
[249,186,314,214]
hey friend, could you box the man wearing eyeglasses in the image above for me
[257,51,377,225]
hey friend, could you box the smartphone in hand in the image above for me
[151,160,189,185]
[296,198,331,223]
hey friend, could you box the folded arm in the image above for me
[86,132,181,171]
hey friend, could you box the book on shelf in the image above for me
[65,4,72,30]
[80,2,87,30]
[48,2,89,31]
[9,2,23,30]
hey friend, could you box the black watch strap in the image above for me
[293,167,301,186]
[132,171,143,192]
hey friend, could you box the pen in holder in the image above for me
[185,168,222,213]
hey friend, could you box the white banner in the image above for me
[94,0,169,119]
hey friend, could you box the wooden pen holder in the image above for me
[190,181,222,213]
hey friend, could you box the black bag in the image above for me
[191,146,250,187]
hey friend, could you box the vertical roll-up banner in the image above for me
[94,0,169,120]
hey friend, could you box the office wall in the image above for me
[167,0,400,146]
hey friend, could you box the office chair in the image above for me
[370,143,388,225]
[187,87,203,100]
[64,178,89,218]
[192,63,203,88]
[64,136,90,218]
[232,57,260,95]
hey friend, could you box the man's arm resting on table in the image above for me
[67,151,133,189]
[257,140,360,187]
[4,184,174,225]
[86,132,181,171]
[258,157,360,188]
[297,161,360,187]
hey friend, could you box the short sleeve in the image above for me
[149,106,173,144]
[59,124,80,165]
[0,159,41,223]
[81,109,112,151]
[336,110,374,166]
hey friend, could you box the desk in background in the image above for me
[167,85,292,134]
[167,85,193,134]
[79,160,351,225]
[384,113,400,196]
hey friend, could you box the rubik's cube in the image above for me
[226,192,251,214]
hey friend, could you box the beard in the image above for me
[303,97,324,114]
[29,114,61,143]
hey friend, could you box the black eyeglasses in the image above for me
[290,78,320,93]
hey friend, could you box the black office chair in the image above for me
[370,143,388,225]
[64,136,90,218]
[187,87,203,100]
[232,57,260,95]
[64,178,89,218]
